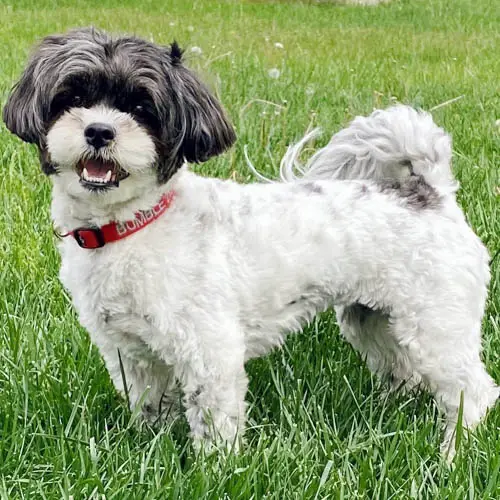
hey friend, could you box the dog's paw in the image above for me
[139,396,181,427]
[191,433,243,456]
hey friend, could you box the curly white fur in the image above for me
[44,105,499,460]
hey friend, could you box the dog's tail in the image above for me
[276,105,457,195]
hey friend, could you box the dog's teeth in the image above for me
[81,166,113,185]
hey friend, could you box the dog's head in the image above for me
[3,27,235,200]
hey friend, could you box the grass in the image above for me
[0,0,499,497]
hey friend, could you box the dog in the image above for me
[3,27,498,459]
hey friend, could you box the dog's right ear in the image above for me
[3,29,106,146]
[2,38,57,146]
[3,56,46,145]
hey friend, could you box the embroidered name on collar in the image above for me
[61,191,175,249]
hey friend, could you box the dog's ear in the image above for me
[157,42,236,181]
[1,29,79,146]
[3,51,48,145]
[176,69,236,164]
[3,29,96,146]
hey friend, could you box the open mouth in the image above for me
[77,159,129,190]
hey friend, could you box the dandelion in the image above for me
[274,42,284,49]
[190,46,203,55]
[268,68,280,79]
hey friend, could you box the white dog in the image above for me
[4,28,498,459]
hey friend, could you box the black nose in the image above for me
[84,123,115,149]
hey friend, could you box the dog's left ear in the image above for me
[158,42,236,180]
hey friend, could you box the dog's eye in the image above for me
[49,91,84,119]
[126,96,160,129]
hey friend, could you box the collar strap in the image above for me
[62,191,175,249]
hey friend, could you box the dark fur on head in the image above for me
[3,27,236,182]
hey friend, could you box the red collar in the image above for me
[61,191,175,249]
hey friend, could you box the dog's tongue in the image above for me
[84,159,113,178]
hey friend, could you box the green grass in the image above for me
[0,0,499,497]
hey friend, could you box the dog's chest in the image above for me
[59,240,156,335]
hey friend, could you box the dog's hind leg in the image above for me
[340,304,498,460]
[389,311,499,461]
[336,304,422,392]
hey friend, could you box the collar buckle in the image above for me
[73,227,105,249]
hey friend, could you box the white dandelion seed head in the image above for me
[305,85,315,96]
[268,68,280,79]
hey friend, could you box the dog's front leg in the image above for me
[175,336,248,453]
[95,334,181,425]
[118,354,181,426]
[182,365,248,453]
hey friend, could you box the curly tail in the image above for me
[276,105,457,196]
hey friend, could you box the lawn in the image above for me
[0,0,499,498]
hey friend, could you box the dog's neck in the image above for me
[51,168,186,231]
